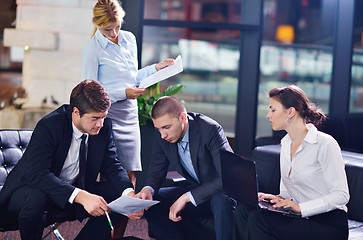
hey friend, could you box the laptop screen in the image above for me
[220,150,259,209]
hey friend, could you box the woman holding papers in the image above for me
[82,0,173,187]
[233,85,349,240]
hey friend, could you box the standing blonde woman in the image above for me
[233,85,349,240]
[82,0,173,187]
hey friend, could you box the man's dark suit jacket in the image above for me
[0,104,132,210]
[146,112,232,205]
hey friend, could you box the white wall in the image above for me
[3,0,95,107]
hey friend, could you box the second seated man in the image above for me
[136,96,236,240]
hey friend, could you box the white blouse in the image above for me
[82,29,156,104]
[279,124,349,218]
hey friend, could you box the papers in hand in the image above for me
[107,196,159,216]
[139,55,183,88]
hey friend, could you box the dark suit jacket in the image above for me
[146,112,232,205]
[0,105,132,209]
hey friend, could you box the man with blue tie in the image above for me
[0,80,139,240]
[136,96,235,240]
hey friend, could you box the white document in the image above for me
[107,196,160,216]
[139,55,183,88]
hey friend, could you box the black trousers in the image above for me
[7,182,122,240]
[145,185,236,240]
[233,203,348,240]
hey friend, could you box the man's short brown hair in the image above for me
[151,96,186,119]
[70,80,110,116]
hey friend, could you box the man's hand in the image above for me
[126,87,146,99]
[135,188,153,201]
[169,193,190,222]
[155,59,174,71]
[74,190,109,217]
[126,190,144,220]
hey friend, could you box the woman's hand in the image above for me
[126,87,146,99]
[272,199,301,214]
[155,59,174,71]
[258,192,301,214]
[258,192,284,203]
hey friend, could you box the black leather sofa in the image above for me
[0,129,33,231]
[252,145,363,239]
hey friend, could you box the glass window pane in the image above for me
[350,1,363,113]
[144,0,242,24]
[257,0,337,139]
[142,26,240,135]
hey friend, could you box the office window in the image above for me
[350,0,363,113]
[142,26,240,135]
[144,0,242,24]
[256,0,337,138]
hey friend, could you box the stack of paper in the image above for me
[107,196,159,216]
[139,55,183,88]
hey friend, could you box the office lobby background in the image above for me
[0,0,362,156]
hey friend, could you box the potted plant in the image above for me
[136,81,183,191]
[137,82,184,125]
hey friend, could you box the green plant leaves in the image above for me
[137,83,184,126]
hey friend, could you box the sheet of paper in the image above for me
[107,195,160,216]
[139,55,183,88]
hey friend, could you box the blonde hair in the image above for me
[91,0,125,37]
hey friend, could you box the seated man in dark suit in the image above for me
[0,80,140,240]
[136,96,235,240]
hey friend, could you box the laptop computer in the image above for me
[220,150,301,218]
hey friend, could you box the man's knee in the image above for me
[210,192,235,212]
[24,189,47,209]
[8,187,47,215]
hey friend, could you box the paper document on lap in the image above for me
[107,195,160,216]
[139,55,183,88]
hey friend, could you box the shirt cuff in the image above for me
[122,188,134,196]
[143,186,154,196]
[186,191,197,206]
[137,64,158,85]
[110,89,127,104]
[69,188,81,204]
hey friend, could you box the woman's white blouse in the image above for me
[279,124,349,218]
[82,29,156,104]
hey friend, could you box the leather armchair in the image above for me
[0,129,67,239]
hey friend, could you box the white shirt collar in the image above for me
[281,123,318,145]
[95,28,125,48]
[180,124,189,143]
[72,122,88,141]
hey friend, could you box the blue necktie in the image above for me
[179,140,199,182]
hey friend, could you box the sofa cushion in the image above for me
[348,219,363,240]
[0,129,33,191]
[344,114,363,153]
[342,151,363,222]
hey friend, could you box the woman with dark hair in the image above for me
[233,85,349,240]
[82,0,174,187]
